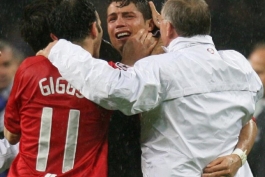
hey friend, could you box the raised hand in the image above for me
[36,40,58,58]
[121,29,157,66]
[149,1,161,28]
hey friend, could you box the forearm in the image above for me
[202,119,257,177]
[235,119,257,155]
[4,127,20,145]
[48,40,163,115]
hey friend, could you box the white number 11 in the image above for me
[36,107,80,173]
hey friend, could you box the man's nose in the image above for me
[115,16,126,27]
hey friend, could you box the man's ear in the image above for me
[146,19,155,32]
[91,22,98,39]
[50,33,58,41]
[166,21,178,39]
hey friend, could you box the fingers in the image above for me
[136,29,154,44]
[149,1,160,19]
[148,1,161,28]
[122,28,157,65]
[122,29,156,65]
[203,157,228,175]
[204,164,226,173]
[202,155,240,177]
[36,50,44,56]
[139,29,149,44]
[205,157,224,168]
[146,34,157,50]
[36,40,58,58]
[137,30,157,51]
[202,170,232,177]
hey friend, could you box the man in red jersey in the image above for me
[4,0,155,176]
[2,0,141,176]
[1,0,155,176]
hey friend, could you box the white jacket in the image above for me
[48,35,263,177]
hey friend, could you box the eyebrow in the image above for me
[107,11,136,18]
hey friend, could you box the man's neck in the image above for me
[73,37,95,56]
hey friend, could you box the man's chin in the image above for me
[119,46,124,55]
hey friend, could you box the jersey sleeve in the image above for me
[48,39,164,115]
[4,66,25,134]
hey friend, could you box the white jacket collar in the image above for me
[163,35,215,53]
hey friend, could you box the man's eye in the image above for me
[108,18,116,23]
[3,62,11,67]
[125,15,134,19]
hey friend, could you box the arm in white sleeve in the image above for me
[0,139,19,172]
[48,39,164,115]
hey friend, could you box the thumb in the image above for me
[148,1,161,28]
[36,50,44,56]
[36,40,58,57]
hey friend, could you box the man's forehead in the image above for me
[107,1,140,15]
[251,49,265,61]
[0,48,13,61]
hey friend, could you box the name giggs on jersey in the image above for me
[39,77,84,98]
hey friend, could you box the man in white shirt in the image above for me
[105,1,259,176]
[40,0,263,176]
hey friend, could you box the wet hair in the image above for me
[162,0,211,37]
[49,0,99,43]
[20,0,61,52]
[107,0,152,20]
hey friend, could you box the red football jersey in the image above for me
[4,56,112,177]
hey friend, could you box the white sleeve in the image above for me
[48,39,164,115]
[0,139,19,172]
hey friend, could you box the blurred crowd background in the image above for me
[1,0,265,58]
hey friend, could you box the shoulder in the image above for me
[218,50,246,60]
[19,55,48,71]
[16,55,55,80]
[219,50,263,94]
[136,53,170,64]
[19,55,51,70]
[218,49,251,68]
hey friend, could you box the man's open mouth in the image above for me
[116,32,131,39]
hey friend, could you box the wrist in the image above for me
[232,148,247,166]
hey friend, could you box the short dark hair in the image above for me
[162,0,211,37]
[20,0,60,52]
[49,0,98,43]
[107,0,152,20]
